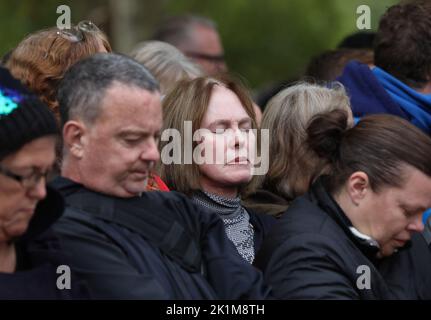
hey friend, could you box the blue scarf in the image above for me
[373,67,431,134]
[423,208,431,224]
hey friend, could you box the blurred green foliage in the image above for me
[0,0,398,89]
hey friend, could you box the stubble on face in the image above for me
[75,83,162,198]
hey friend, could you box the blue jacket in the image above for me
[337,61,409,120]
[40,177,271,299]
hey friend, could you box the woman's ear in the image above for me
[62,120,87,159]
[346,171,370,206]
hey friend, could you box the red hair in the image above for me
[6,24,112,121]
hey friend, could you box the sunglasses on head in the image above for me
[44,20,100,59]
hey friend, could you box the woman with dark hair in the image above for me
[0,67,84,299]
[256,110,431,299]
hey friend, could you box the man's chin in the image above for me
[123,180,149,196]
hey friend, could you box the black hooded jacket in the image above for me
[255,177,431,299]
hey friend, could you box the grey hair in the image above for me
[58,53,159,127]
[152,14,217,48]
[249,82,353,200]
[130,40,203,94]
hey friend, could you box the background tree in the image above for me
[0,0,398,90]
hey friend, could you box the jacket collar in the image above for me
[309,176,381,261]
[242,189,290,218]
[17,185,64,243]
[50,176,85,197]
[50,176,203,273]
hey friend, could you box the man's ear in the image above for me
[63,120,87,159]
[346,171,370,205]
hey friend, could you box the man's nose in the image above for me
[141,139,160,163]
[408,215,425,233]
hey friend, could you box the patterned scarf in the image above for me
[192,191,255,263]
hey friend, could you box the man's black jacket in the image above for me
[31,177,271,299]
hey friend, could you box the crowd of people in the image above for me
[1,0,431,299]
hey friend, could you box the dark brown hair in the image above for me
[374,0,431,88]
[307,110,431,194]
[305,48,374,82]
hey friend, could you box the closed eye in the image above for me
[214,128,226,134]
[123,137,142,146]
[154,132,161,141]
[401,206,423,218]
[403,209,413,217]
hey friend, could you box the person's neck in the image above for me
[200,178,239,199]
[416,82,431,94]
[333,190,373,238]
[61,159,81,183]
[0,242,16,273]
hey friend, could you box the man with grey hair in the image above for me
[152,14,263,125]
[153,14,227,76]
[35,53,270,299]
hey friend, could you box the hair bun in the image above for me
[306,109,349,162]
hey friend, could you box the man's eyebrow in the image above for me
[400,203,427,213]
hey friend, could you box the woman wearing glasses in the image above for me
[0,67,84,299]
[5,21,111,122]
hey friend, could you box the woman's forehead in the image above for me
[1,136,56,168]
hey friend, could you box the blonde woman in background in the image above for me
[130,40,203,96]
[243,82,353,217]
